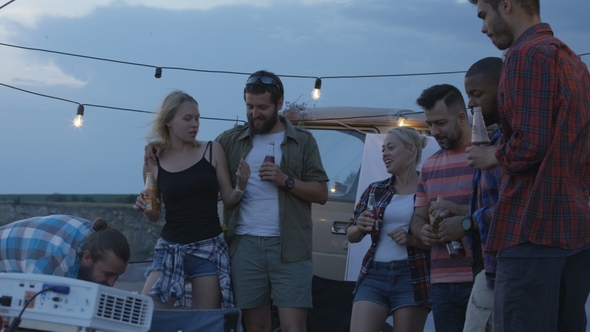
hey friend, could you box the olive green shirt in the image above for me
[215,116,328,262]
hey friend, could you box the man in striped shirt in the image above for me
[468,0,590,331]
[410,84,475,332]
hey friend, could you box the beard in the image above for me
[436,121,464,150]
[491,12,514,50]
[77,263,94,283]
[77,263,107,286]
[248,110,279,135]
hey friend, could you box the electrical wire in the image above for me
[0,82,79,106]
[0,0,15,10]
[0,42,587,81]
[0,82,246,124]
[8,287,54,332]
[0,42,475,80]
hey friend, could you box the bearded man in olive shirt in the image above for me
[216,70,328,332]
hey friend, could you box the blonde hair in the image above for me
[386,126,428,164]
[146,90,200,151]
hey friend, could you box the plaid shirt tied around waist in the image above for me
[146,233,234,308]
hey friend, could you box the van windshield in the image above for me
[308,128,366,203]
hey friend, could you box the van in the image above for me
[282,106,431,281]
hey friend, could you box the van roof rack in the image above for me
[283,106,428,131]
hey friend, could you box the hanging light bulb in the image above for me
[73,104,84,128]
[397,114,406,127]
[311,78,322,100]
[155,67,162,78]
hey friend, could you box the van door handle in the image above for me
[331,221,349,234]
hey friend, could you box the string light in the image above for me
[0,42,476,88]
[73,104,84,127]
[0,82,247,127]
[2,81,430,128]
[0,42,588,127]
[0,43,587,85]
[311,78,322,100]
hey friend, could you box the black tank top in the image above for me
[157,141,222,244]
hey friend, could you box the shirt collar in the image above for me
[504,22,553,60]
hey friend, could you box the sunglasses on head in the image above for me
[246,75,281,90]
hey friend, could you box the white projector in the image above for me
[0,273,153,332]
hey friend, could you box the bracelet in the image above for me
[235,186,245,195]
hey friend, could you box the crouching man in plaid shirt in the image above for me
[0,214,130,287]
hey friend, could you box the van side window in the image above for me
[308,129,365,203]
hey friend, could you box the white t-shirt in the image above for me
[236,131,285,236]
[373,194,414,262]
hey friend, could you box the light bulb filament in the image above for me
[73,114,83,127]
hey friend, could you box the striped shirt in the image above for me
[348,176,431,306]
[0,215,93,278]
[490,23,590,252]
[415,146,474,284]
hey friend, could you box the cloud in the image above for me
[122,0,353,11]
[0,50,87,88]
[0,0,111,28]
[0,0,355,28]
[0,0,99,88]
[0,0,354,88]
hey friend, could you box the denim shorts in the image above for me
[149,248,218,279]
[353,260,422,313]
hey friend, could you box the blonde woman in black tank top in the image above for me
[133,91,250,309]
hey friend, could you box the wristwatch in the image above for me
[461,213,473,233]
[284,176,295,190]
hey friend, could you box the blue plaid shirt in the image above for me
[0,215,93,278]
[470,128,502,289]
[145,233,234,308]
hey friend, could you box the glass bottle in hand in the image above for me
[264,142,275,163]
[471,106,490,146]
[144,172,158,214]
[437,195,466,260]
[366,193,379,234]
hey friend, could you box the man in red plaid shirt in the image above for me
[467,0,590,331]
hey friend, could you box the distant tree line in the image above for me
[42,193,136,204]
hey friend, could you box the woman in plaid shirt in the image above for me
[347,127,431,332]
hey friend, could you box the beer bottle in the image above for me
[437,195,466,260]
[366,193,379,234]
[264,142,275,163]
[144,172,158,214]
[471,106,490,146]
